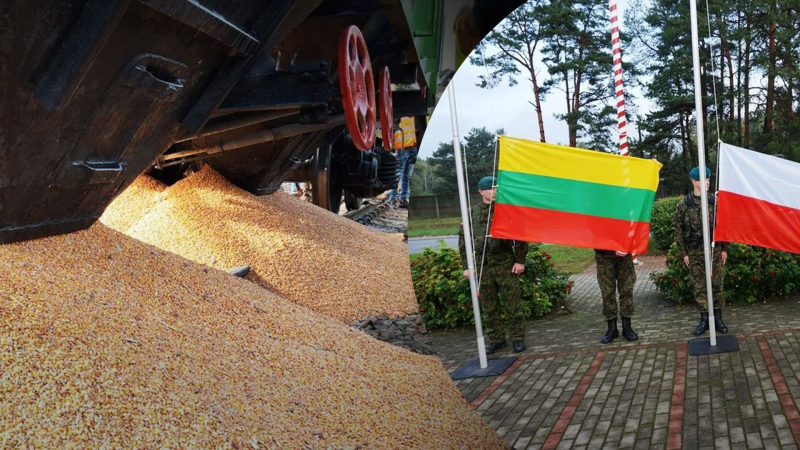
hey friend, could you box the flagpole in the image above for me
[689,0,717,346]
[448,80,488,369]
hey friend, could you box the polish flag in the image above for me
[716,142,800,254]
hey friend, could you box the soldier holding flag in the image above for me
[595,249,639,344]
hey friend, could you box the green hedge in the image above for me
[650,196,682,251]
[411,243,573,330]
[650,243,800,304]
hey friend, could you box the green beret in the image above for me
[689,166,711,180]
[477,176,496,190]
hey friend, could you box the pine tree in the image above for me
[471,0,550,142]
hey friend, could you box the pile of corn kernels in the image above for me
[101,173,166,231]
[100,167,419,324]
[0,225,508,448]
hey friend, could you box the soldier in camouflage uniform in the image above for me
[674,166,729,335]
[595,249,639,343]
[458,176,529,354]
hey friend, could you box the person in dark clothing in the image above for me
[595,249,638,344]
[674,166,729,335]
[458,176,529,354]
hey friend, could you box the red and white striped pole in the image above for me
[611,0,639,263]
[610,0,629,156]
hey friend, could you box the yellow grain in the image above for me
[100,167,418,324]
[0,225,508,449]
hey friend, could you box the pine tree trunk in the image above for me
[725,46,735,124]
[563,70,575,146]
[736,7,743,145]
[530,68,547,142]
[743,21,752,147]
[787,63,795,122]
[680,112,692,174]
[570,74,581,147]
[764,3,776,134]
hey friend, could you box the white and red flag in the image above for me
[716,142,800,254]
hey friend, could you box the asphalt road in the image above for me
[407,236,458,254]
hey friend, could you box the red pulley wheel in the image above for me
[338,25,376,151]
[378,67,394,151]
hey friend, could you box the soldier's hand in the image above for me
[463,270,471,279]
[684,256,690,267]
[511,263,525,275]
[722,251,728,265]
[615,251,628,257]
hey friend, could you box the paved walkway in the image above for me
[430,256,800,449]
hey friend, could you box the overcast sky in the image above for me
[419,0,649,160]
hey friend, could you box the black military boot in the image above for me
[512,340,526,353]
[713,308,728,334]
[694,312,709,335]
[601,319,619,344]
[621,317,639,341]
[485,341,507,355]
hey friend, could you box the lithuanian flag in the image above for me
[490,136,662,254]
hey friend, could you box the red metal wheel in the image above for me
[378,67,394,151]
[338,25,376,151]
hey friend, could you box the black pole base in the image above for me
[689,335,739,356]
[450,356,517,380]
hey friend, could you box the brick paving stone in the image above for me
[730,426,746,443]
[587,436,605,450]
[779,429,796,446]
[429,256,800,449]
[619,433,635,448]
[555,440,573,450]
[513,435,531,449]
[748,431,765,449]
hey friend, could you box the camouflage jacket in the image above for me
[674,193,729,257]
[458,202,528,272]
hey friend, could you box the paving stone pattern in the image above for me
[431,256,800,449]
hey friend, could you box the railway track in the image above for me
[344,200,408,235]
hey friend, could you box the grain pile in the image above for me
[100,174,166,231]
[100,167,419,324]
[0,225,508,449]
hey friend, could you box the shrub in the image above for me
[411,242,573,330]
[650,196,682,251]
[650,242,800,304]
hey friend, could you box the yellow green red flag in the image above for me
[489,136,663,254]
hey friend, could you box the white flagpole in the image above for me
[448,80,488,368]
[689,0,717,345]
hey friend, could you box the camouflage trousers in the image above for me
[478,262,525,342]
[595,252,636,320]
[687,247,725,310]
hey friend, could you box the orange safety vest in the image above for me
[393,117,417,149]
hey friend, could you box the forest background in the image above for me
[412,0,800,199]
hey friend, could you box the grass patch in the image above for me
[409,253,423,262]
[407,216,462,238]
[409,242,594,275]
[542,245,595,274]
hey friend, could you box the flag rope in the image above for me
[704,0,722,243]
[475,49,504,288]
[705,0,723,145]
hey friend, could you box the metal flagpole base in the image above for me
[689,335,739,356]
[450,356,517,380]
